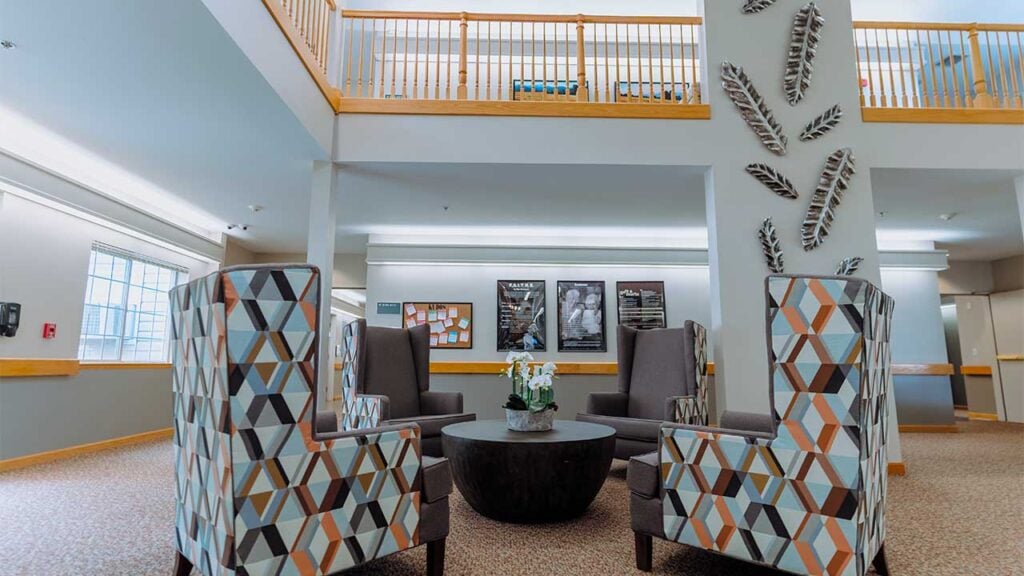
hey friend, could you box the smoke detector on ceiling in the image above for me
[1,40,16,50]
[938,213,957,222]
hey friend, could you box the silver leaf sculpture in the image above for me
[784,2,825,106]
[721,62,788,155]
[758,218,785,273]
[742,0,779,14]
[746,163,799,199]
[802,148,857,250]
[835,257,863,276]
[800,104,843,141]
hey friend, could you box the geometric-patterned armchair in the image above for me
[629,275,894,576]
[577,324,710,461]
[170,265,451,576]
[343,319,475,457]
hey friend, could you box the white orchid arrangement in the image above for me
[502,351,558,412]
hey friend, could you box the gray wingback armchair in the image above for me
[346,318,476,457]
[577,323,709,460]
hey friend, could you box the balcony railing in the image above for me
[854,22,1024,122]
[335,10,709,118]
[257,2,1023,124]
[262,0,342,108]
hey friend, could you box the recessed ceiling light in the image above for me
[248,204,263,213]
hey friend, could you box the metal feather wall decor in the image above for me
[721,62,788,155]
[746,163,799,199]
[784,2,825,106]
[758,218,785,273]
[835,257,863,276]
[802,147,857,250]
[742,0,779,14]
[800,104,843,141]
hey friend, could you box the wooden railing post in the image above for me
[968,24,994,108]
[576,16,589,102]
[457,13,469,99]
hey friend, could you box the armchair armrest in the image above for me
[585,391,629,417]
[665,395,709,426]
[419,390,464,416]
[315,421,420,442]
[315,410,339,434]
[627,451,660,498]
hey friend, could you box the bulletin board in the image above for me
[402,302,473,349]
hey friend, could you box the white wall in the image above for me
[0,192,217,359]
[366,259,711,363]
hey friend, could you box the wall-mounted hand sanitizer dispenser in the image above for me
[0,302,22,337]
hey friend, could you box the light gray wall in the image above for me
[992,255,1024,293]
[365,259,711,363]
[0,192,216,359]
[939,260,995,295]
[878,269,954,425]
[953,295,1005,419]
[991,289,1024,423]
[0,367,172,460]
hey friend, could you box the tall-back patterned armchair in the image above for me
[577,324,709,460]
[629,275,894,576]
[170,265,451,576]
[346,319,475,457]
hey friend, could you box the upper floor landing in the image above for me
[262,0,1024,125]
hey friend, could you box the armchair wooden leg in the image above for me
[427,538,446,576]
[172,551,193,576]
[634,532,653,572]
[872,544,891,576]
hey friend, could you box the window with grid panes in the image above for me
[78,245,185,362]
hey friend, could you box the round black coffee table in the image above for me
[441,420,615,523]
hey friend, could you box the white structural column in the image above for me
[1016,175,1024,245]
[700,0,902,461]
[308,161,338,410]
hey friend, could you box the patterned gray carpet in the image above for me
[1,420,1021,575]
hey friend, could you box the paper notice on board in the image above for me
[444,318,453,328]
[430,335,439,346]
[437,310,447,321]
[459,331,470,342]
[405,304,417,316]
[458,318,469,329]
[417,311,426,322]
[448,332,458,344]
[430,322,445,334]
[449,308,459,318]
[406,319,417,329]
[428,310,438,322]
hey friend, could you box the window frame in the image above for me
[78,243,187,363]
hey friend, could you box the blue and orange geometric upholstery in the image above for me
[653,275,893,576]
[171,265,433,575]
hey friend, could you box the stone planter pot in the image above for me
[505,408,555,432]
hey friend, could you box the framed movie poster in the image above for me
[497,280,546,351]
[557,281,606,352]
[402,302,473,349]
[616,281,667,330]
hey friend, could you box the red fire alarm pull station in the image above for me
[42,323,57,339]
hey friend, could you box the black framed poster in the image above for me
[557,280,606,352]
[616,281,667,330]
[497,280,546,351]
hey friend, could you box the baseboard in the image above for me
[888,462,907,476]
[0,428,173,473]
[898,424,960,433]
[967,412,1000,422]
[953,404,969,410]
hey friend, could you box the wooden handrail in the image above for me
[853,21,1024,32]
[341,10,702,25]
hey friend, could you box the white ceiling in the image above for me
[0,0,322,252]
[871,168,1023,261]
[1,2,1020,262]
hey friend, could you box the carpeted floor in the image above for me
[1,420,1022,575]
